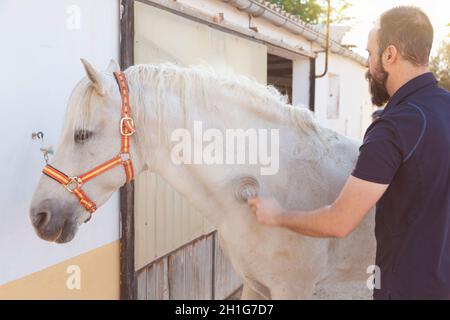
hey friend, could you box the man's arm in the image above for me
[248,175,388,238]
[248,105,423,238]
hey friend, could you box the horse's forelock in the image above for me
[62,78,96,140]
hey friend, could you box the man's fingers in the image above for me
[248,197,262,217]
[247,197,260,206]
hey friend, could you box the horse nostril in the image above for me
[33,211,51,229]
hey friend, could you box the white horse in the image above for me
[30,59,375,299]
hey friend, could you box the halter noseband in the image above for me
[42,71,136,222]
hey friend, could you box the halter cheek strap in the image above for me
[42,71,135,222]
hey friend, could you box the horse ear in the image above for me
[106,59,120,73]
[80,58,106,96]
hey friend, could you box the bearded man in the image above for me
[249,6,450,300]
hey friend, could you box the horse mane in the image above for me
[63,62,331,152]
[124,62,325,139]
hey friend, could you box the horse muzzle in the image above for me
[30,198,79,243]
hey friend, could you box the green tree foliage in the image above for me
[430,39,450,91]
[268,0,353,25]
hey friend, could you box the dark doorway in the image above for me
[267,53,293,104]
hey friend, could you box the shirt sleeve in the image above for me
[351,104,426,184]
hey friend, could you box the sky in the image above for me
[340,0,450,58]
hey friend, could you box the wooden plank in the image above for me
[147,258,169,300]
[151,173,209,260]
[168,236,213,299]
[213,232,243,300]
[192,234,214,299]
[120,0,134,69]
[119,180,136,300]
[135,174,148,270]
[136,268,147,300]
[135,172,158,270]
[173,190,183,246]
[148,173,157,261]
[186,199,204,243]
[136,171,214,268]
[138,233,244,300]
[165,178,176,251]
[155,175,169,257]
[119,0,136,300]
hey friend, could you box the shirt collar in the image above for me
[383,72,437,113]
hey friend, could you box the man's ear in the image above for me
[382,45,398,67]
[80,58,107,96]
[106,59,120,73]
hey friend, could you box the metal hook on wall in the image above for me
[32,131,53,164]
[31,131,44,140]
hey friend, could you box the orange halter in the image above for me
[42,71,136,222]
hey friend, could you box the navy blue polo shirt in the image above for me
[352,72,450,300]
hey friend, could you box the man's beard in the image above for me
[366,60,390,107]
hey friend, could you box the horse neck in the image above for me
[126,66,331,224]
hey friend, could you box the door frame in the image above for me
[119,0,136,300]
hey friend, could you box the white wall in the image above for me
[315,51,373,139]
[0,0,120,285]
[292,58,311,107]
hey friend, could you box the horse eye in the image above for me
[74,130,93,143]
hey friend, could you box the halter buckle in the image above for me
[65,177,82,193]
[120,117,135,136]
[119,152,131,162]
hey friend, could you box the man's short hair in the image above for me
[378,6,433,66]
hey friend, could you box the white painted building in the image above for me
[0,0,374,299]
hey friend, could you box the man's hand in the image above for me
[247,197,285,227]
[246,176,389,238]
